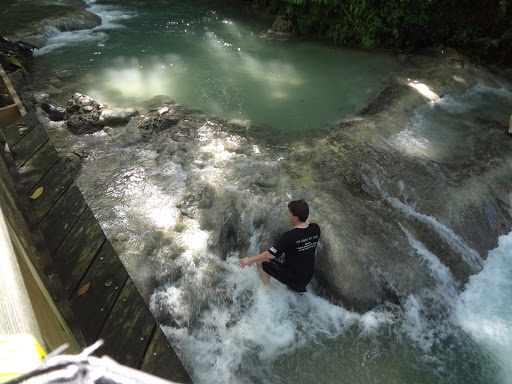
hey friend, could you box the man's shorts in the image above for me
[262,259,306,293]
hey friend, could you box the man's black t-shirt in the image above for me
[265,223,321,292]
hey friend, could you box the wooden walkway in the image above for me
[0,111,192,383]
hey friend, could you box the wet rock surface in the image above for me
[358,80,414,117]
[41,100,66,121]
[65,93,103,134]
[137,111,185,141]
[99,108,139,126]
[39,93,142,134]
[38,57,512,314]
[1,5,101,47]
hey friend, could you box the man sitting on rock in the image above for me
[239,200,321,293]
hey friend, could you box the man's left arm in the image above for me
[239,251,275,269]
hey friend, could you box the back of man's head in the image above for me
[288,200,309,222]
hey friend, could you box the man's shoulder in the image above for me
[284,223,320,237]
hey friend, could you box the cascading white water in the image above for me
[377,181,483,273]
[455,228,512,384]
[149,214,507,384]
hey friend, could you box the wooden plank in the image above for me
[18,140,60,192]
[1,111,40,147]
[39,183,88,256]
[70,241,128,344]
[141,325,193,383]
[12,229,82,354]
[28,159,74,221]
[0,205,43,343]
[97,278,155,368]
[10,123,47,167]
[0,147,46,276]
[0,104,22,128]
[0,141,86,348]
[53,207,105,296]
[0,64,27,117]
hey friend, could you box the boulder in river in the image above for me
[65,93,102,134]
[137,111,184,141]
[99,107,139,126]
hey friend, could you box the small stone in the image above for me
[158,107,169,115]
[99,108,139,126]
[41,101,66,121]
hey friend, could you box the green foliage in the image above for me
[6,56,25,70]
[259,0,512,64]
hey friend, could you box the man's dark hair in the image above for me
[288,200,309,222]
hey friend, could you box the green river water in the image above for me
[30,0,403,134]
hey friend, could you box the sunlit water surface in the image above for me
[32,0,402,134]
[26,1,512,383]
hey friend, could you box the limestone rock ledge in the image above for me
[1,4,101,47]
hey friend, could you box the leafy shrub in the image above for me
[258,0,512,64]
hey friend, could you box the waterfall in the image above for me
[33,1,134,56]
[381,185,483,272]
[455,229,512,384]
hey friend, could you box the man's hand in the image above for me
[239,257,251,269]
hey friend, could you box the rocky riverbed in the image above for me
[29,51,512,314]
[3,0,512,314]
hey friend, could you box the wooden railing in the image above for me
[0,64,27,128]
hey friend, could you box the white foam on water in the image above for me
[34,1,135,56]
[400,224,459,300]
[376,180,483,272]
[396,225,460,356]
[33,27,108,56]
[89,2,136,31]
[151,224,361,384]
[455,230,512,384]
[160,280,360,383]
[435,83,512,114]
[392,82,512,162]
[358,308,396,334]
